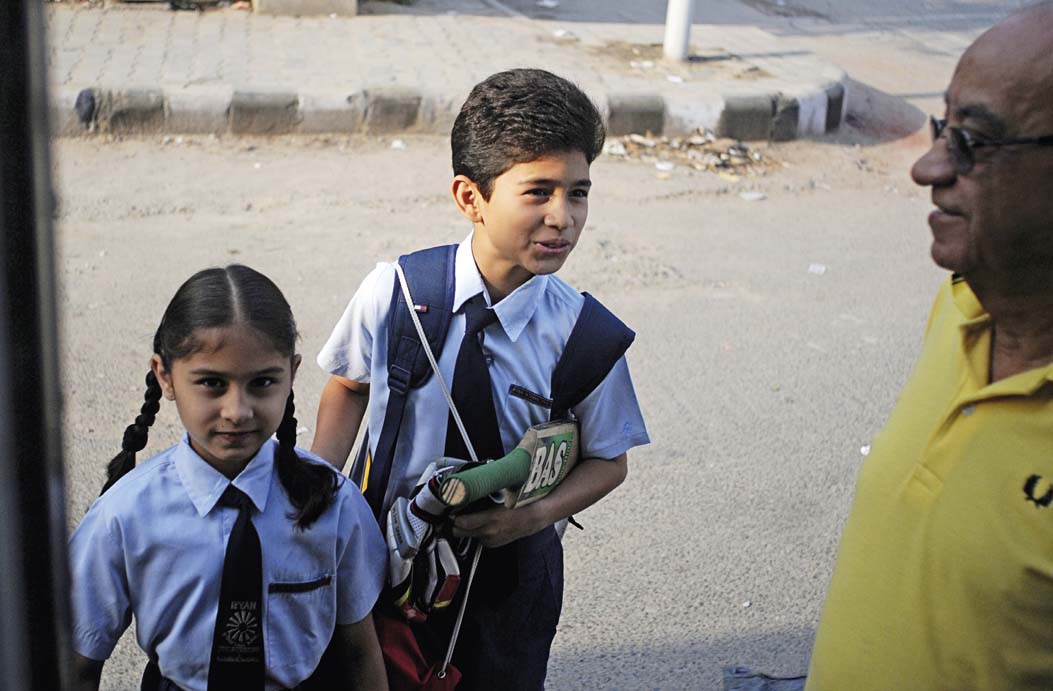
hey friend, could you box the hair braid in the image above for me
[276,390,298,454]
[116,265,336,525]
[275,390,338,529]
[101,371,162,495]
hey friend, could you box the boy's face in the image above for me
[463,150,591,297]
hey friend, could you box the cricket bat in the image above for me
[439,420,579,510]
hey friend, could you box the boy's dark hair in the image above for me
[451,68,606,199]
[101,265,338,529]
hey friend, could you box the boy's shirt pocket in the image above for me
[266,571,336,673]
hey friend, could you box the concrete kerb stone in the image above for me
[298,90,365,134]
[717,94,775,141]
[358,87,422,135]
[167,87,233,135]
[49,75,849,140]
[606,92,665,136]
[825,82,845,133]
[715,78,847,142]
[88,88,165,135]
[663,91,725,137]
[772,94,799,142]
[415,89,465,137]
[230,91,301,135]
[50,89,87,137]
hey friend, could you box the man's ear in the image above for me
[451,175,485,224]
[150,355,176,401]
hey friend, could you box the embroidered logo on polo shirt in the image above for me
[1023,474,1053,508]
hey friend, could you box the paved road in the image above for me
[56,129,942,690]
[53,2,1025,689]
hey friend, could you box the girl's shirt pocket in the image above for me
[269,573,333,596]
[266,571,336,674]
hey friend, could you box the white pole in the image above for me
[663,0,695,62]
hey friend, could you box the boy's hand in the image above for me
[451,454,629,548]
[450,502,545,548]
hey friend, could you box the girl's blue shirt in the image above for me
[68,436,386,691]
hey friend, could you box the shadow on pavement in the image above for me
[547,625,814,691]
[841,78,928,142]
[786,77,927,147]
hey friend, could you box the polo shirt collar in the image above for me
[950,274,1053,393]
[453,233,548,343]
[951,274,988,328]
[175,435,274,517]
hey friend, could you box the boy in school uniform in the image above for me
[312,68,650,690]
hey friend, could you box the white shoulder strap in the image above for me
[390,262,481,465]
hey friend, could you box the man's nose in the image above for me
[911,136,957,188]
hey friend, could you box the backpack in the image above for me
[353,244,635,520]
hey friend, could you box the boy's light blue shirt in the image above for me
[68,436,386,691]
[318,233,650,513]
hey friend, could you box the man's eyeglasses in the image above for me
[930,115,1053,175]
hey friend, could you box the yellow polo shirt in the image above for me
[807,276,1053,691]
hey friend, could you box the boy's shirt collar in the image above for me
[175,434,274,517]
[455,233,548,343]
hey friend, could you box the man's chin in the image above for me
[930,244,974,275]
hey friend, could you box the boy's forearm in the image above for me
[451,453,628,546]
[311,375,370,470]
[530,453,628,527]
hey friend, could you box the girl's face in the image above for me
[151,324,300,479]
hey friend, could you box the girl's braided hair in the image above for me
[100,265,337,529]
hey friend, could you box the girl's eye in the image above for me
[251,377,279,388]
[526,188,551,197]
[196,378,226,389]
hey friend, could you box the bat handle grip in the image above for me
[439,448,532,507]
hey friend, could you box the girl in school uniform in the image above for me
[69,265,388,691]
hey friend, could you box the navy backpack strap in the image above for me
[549,293,635,422]
[360,244,457,520]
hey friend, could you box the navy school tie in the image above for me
[207,485,265,691]
[442,294,518,606]
[444,294,504,462]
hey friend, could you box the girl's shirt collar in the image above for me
[174,434,275,517]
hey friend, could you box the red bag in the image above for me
[374,608,461,690]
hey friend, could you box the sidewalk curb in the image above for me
[54,71,848,141]
[230,91,301,135]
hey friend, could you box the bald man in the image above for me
[807,5,1053,689]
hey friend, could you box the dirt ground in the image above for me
[54,126,942,689]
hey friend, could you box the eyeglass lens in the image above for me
[931,117,973,174]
